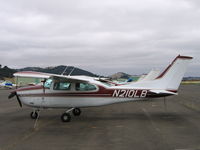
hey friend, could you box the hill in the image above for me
[17,66,98,77]
[0,65,98,79]
[0,66,17,79]
[110,72,132,80]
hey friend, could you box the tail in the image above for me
[128,55,193,91]
[155,55,193,90]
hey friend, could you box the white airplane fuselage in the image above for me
[16,84,152,108]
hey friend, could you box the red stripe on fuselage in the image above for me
[19,93,112,97]
[15,85,44,92]
[15,84,177,98]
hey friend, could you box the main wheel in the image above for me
[30,111,38,119]
[72,108,81,116]
[61,113,71,122]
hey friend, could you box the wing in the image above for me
[14,71,91,83]
[14,71,52,78]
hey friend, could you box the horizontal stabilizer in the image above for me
[149,90,178,95]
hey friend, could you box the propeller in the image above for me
[8,92,16,99]
[8,92,22,107]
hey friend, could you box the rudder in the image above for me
[156,55,193,90]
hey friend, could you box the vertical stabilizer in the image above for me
[126,55,193,91]
[155,55,193,90]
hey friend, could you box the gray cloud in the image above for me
[0,0,199,76]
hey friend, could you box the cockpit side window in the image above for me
[76,83,97,91]
[53,82,71,90]
[44,79,53,89]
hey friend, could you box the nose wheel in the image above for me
[61,108,81,122]
[30,110,39,119]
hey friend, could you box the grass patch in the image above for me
[181,81,200,85]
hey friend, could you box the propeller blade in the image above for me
[8,92,16,99]
[8,92,22,107]
[16,94,22,107]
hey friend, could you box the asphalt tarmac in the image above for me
[0,85,200,150]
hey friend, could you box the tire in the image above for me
[61,113,71,122]
[30,111,38,119]
[72,108,81,116]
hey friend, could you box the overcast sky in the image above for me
[0,0,199,76]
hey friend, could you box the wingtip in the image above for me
[177,55,193,60]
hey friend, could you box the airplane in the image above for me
[9,55,193,122]
[137,69,160,82]
[0,80,15,89]
[114,69,161,85]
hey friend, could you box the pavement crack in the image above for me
[1,118,56,150]
[142,108,160,132]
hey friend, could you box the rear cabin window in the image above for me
[53,82,71,90]
[76,83,97,91]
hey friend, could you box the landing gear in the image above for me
[61,113,71,122]
[61,108,81,122]
[30,110,39,119]
[30,109,41,129]
[72,108,81,116]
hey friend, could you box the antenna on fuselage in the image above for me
[68,67,75,76]
[61,66,68,75]
[98,75,101,80]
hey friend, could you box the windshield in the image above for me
[44,79,53,89]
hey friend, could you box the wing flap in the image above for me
[51,75,89,83]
